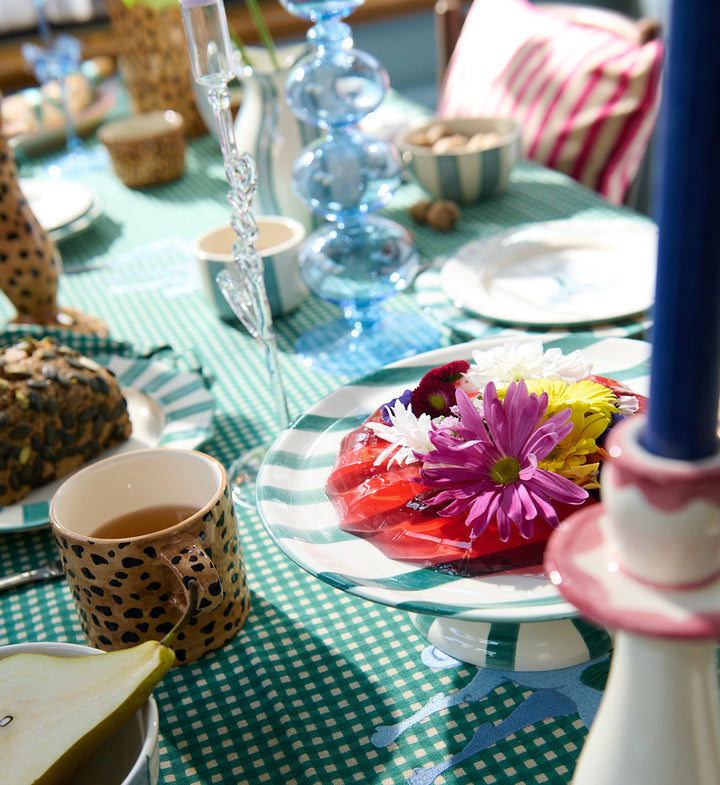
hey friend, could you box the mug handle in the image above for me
[157,533,224,615]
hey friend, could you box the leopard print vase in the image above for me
[0,130,61,325]
[104,0,207,139]
[0,112,108,335]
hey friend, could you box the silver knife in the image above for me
[0,560,64,592]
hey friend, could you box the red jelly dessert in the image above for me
[326,347,646,578]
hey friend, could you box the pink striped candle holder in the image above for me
[545,416,720,785]
[601,416,720,588]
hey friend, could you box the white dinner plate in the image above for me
[440,219,658,327]
[256,334,651,624]
[20,177,100,244]
[0,355,215,532]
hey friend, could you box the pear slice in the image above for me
[0,580,199,785]
[0,640,173,785]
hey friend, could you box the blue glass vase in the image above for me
[280,0,440,376]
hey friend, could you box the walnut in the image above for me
[426,200,460,231]
[409,200,433,223]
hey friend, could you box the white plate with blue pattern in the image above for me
[0,355,215,532]
[257,334,651,625]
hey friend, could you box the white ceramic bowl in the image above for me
[0,641,159,785]
[396,116,521,204]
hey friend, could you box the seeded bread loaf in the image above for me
[0,337,132,507]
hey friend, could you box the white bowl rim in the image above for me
[0,641,159,785]
[397,115,522,154]
[195,214,306,263]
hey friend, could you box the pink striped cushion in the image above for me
[438,0,664,204]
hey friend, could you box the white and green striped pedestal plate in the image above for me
[256,334,651,670]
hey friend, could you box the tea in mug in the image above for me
[91,504,198,539]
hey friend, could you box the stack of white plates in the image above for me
[20,178,101,244]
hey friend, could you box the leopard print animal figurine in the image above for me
[0,97,107,335]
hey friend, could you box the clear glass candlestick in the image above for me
[180,0,291,509]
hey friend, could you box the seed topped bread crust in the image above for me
[0,337,132,506]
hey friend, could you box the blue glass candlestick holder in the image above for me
[280,0,440,376]
[22,4,108,179]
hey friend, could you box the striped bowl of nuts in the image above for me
[396,116,521,204]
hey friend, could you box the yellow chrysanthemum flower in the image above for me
[540,409,609,488]
[525,378,619,423]
[495,378,617,487]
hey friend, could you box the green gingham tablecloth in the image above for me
[0,89,654,784]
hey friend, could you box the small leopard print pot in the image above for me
[50,449,250,664]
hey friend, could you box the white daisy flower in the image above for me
[460,342,592,393]
[368,402,433,467]
[616,394,639,416]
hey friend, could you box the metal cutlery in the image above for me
[0,559,64,592]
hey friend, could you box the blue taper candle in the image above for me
[642,0,720,460]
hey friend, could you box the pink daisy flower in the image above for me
[417,381,589,541]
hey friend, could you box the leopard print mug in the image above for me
[50,449,250,664]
